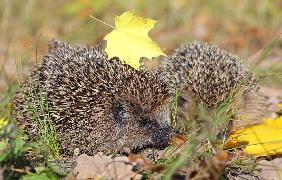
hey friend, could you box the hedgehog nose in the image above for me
[151,127,170,149]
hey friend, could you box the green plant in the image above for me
[25,75,60,158]
[0,134,26,164]
[170,89,180,128]
[21,168,60,180]
[162,138,197,180]
[0,128,31,179]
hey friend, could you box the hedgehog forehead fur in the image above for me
[13,40,172,157]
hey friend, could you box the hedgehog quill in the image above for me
[158,41,267,130]
[12,40,173,164]
[12,40,268,176]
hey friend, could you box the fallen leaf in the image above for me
[278,103,282,109]
[73,153,140,180]
[258,158,282,179]
[169,134,186,145]
[104,11,166,70]
[226,116,282,156]
[0,118,8,129]
[128,153,149,168]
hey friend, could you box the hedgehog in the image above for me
[12,40,173,164]
[158,41,267,130]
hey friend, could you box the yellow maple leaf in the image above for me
[225,116,282,156]
[0,117,8,129]
[278,103,282,109]
[104,11,166,70]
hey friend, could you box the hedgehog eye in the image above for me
[140,117,157,129]
[140,117,151,127]
[178,96,187,107]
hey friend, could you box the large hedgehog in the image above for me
[12,40,172,160]
[158,42,266,129]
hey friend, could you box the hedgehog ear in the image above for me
[47,39,70,54]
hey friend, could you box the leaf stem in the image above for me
[89,15,115,29]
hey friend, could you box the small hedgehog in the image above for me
[12,40,172,160]
[158,41,266,128]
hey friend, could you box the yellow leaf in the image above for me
[278,103,282,109]
[226,116,282,156]
[0,117,8,129]
[104,11,166,70]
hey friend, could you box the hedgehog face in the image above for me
[110,100,171,153]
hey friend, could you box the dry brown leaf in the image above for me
[169,134,186,146]
[128,153,149,169]
[73,153,141,180]
[258,158,282,179]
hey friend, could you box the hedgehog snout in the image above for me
[131,126,170,153]
[139,116,171,145]
[151,126,171,149]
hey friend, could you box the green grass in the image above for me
[256,62,282,89]
[170,89,180,128]
[20,36,60,159]
[156,35,281,178]
[0,1,281,179]
[0,42,61,178]
[25,76,60,158]
[0,85,16,118]
[162,138,197,180]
